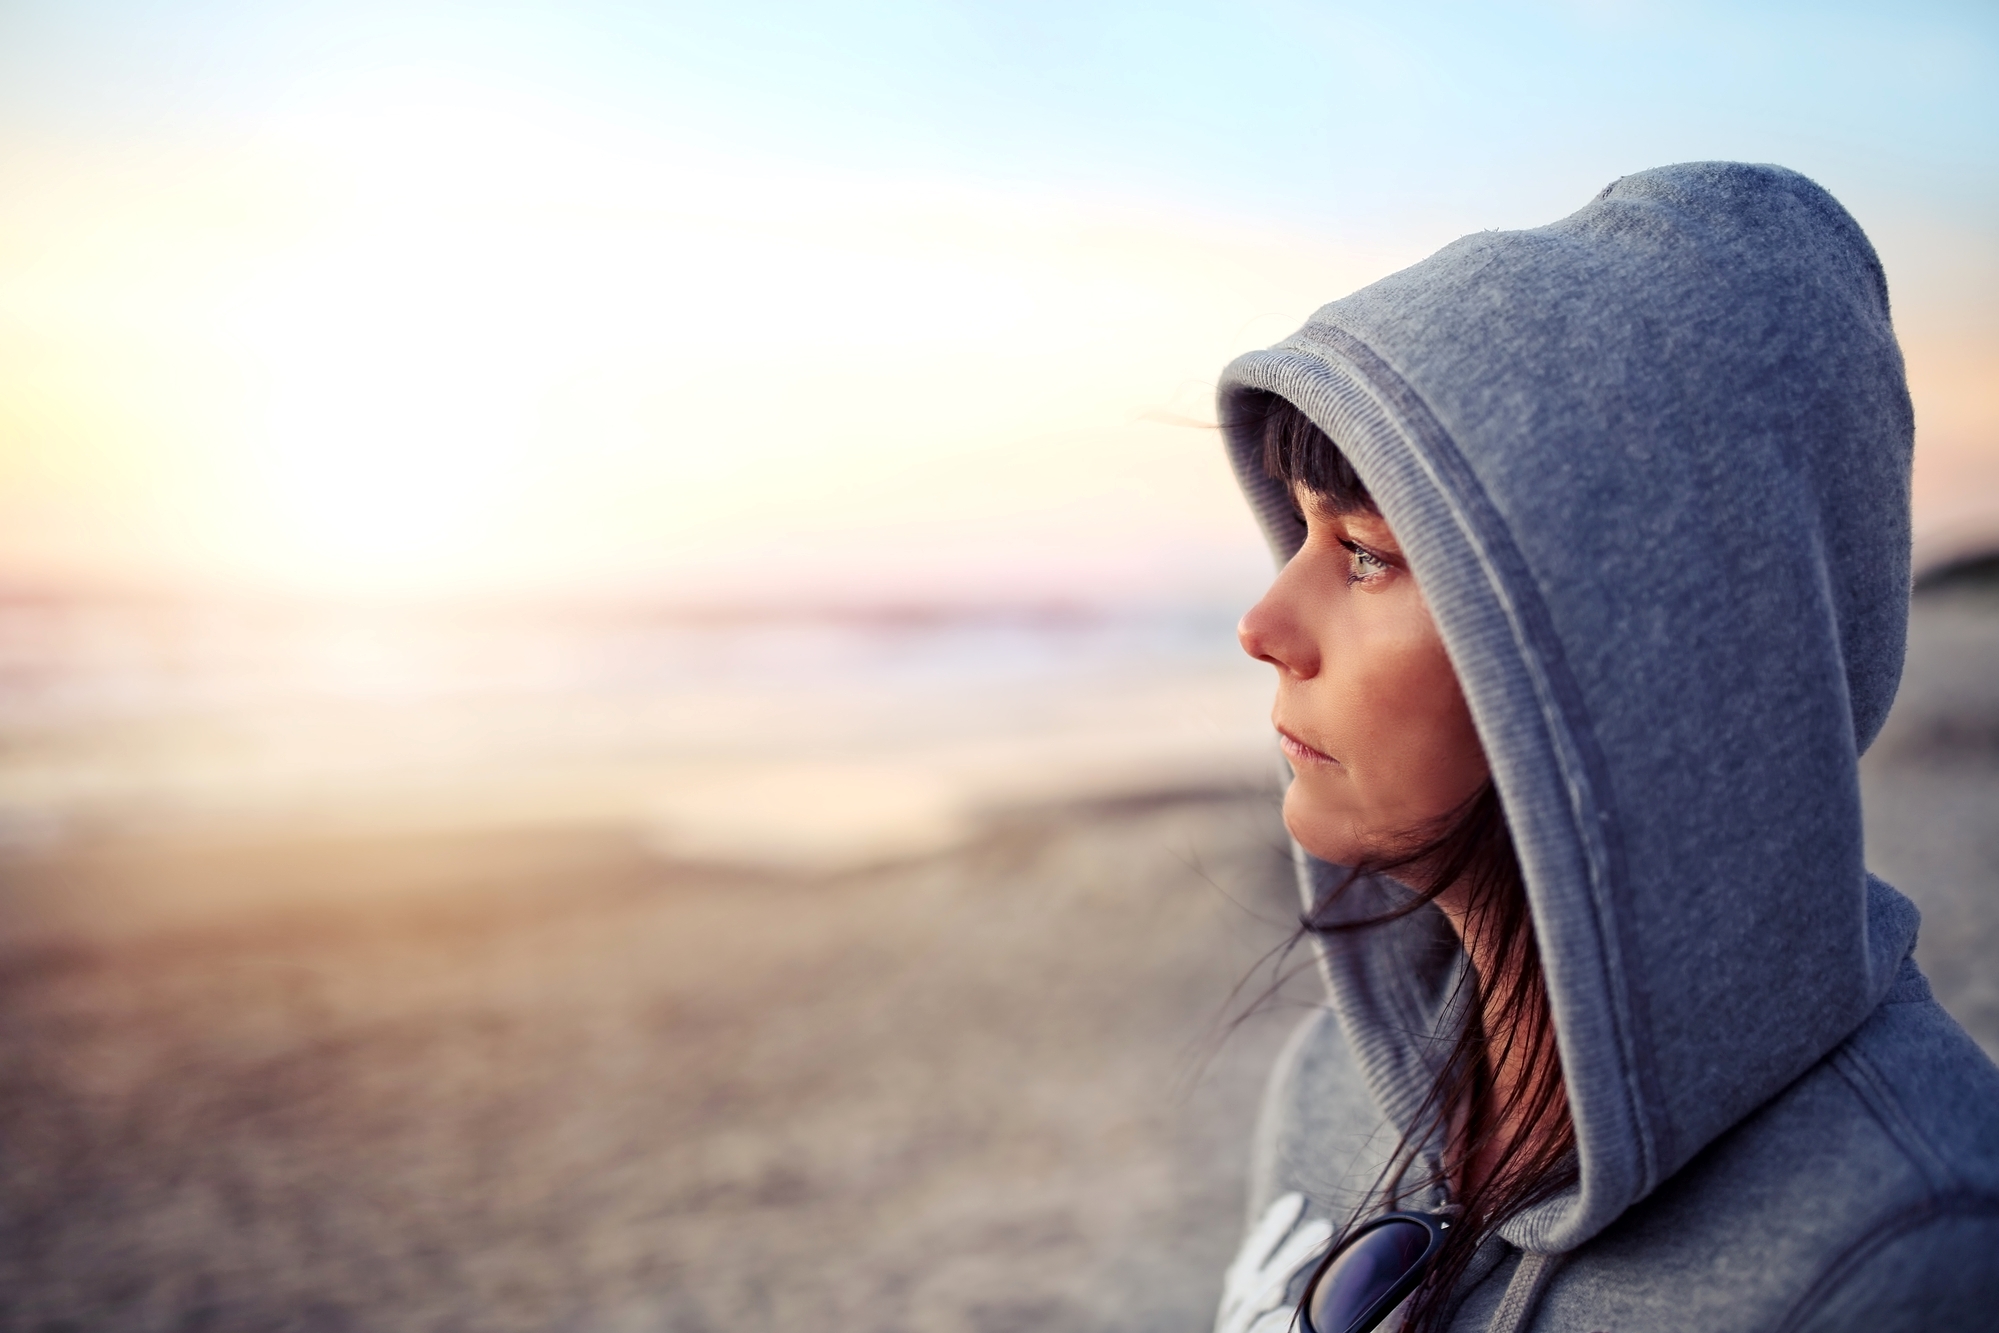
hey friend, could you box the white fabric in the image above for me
[1215,1192,1332,1333]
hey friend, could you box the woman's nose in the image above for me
[1238,577,1319,678]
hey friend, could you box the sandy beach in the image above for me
[0,583,1992,1332]
[0,793,1310,1333]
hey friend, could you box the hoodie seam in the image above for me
[1830,1042,1955,1195]
[1770,1193,1999,1333]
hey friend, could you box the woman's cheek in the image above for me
[1399,647,1495,815]
[1307,624,1483,857]
[1371,644,1487,825]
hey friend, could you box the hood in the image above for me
[1218,162,1918,1252]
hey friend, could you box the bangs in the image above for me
[1241,391,1375,514]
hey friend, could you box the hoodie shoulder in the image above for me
[1777,1207,1999,1333]
[1245,1008,1397,1227]
[1531,985,1999,1331]
[1834,969,1999,1198]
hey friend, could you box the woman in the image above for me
[1208,163,1999,1332]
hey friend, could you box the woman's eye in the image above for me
[1343,542,1388,584]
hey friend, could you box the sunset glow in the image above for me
[0,72,1394,600]
[0,3,1993,602]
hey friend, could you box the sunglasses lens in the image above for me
[1306,1219,1432,1333]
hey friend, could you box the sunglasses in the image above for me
[1298,1211,1451,1333]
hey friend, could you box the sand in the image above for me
[0,795,1310,1333]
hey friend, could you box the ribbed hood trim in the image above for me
[1223,335,1662,1249]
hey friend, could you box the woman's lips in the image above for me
[1276,725,1338,768]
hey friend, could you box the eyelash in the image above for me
[1340,539,1390,586]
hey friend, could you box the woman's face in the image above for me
[1237,488,1489,866]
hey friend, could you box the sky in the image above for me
[0,0,1993,604]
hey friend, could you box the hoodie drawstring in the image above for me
[1483,1251,1561,1333]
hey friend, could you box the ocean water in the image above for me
[0,596,1279,871]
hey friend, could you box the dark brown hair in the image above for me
[1239,391,1577,1331]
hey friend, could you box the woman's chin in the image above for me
[1281,794,1363,866]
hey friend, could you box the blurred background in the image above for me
[0,3,1994,1330]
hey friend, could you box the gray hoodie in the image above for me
[1210,163,1999,1332]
